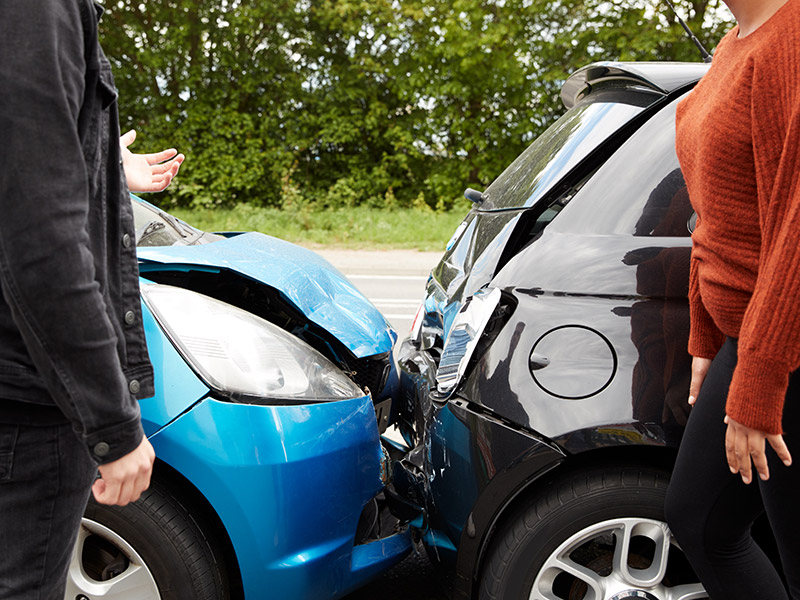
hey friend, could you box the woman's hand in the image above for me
[120,129,184,193]
[724,415,792,484]
[688,356,712,406]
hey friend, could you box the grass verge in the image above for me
[170,205,467,251]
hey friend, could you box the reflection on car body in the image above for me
[393,62,785,600]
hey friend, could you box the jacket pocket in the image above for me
[97,63,118,110]
[0,424,19,483]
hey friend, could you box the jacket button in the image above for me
[129,379,141,394]
[122,233,132,248]
[124,311,135,325]
[94,442,110,458]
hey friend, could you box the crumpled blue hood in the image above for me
[137,233,394,358]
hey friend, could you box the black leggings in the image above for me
[665,338,800,599]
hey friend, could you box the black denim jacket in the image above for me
[0,0,154,464]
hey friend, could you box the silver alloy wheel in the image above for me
[65,517,161,600]
[530,518,707,600]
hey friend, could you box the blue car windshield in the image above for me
[131,196,217,247]
[481,100,644,210]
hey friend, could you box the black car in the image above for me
[392,62,721,600]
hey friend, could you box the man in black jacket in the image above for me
[0,1,182,596]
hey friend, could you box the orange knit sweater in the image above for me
[675,0,800,434]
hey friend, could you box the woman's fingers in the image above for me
[725,416,792,484]
[688,356,712,405]
[767,434,793,468]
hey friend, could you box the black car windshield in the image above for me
[482,99,646,211]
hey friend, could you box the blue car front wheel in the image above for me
[66,480,230,600]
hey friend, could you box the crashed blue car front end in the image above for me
[69,197,411,600]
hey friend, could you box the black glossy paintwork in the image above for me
[470,95,692,448]
[423,401,565,599]
[395,80,700,599]
[561,62,708,108]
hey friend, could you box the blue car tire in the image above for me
[69,480,230,599]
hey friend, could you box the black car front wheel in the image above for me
[478,467,707,600]
[65,480,230,600]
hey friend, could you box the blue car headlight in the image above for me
[141,283,364,404]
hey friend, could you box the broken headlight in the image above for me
[142,283,364,404]
[434,287,503,401]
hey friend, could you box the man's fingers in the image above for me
[120,129,136,149]
[170,155,184,176]
[93,477,121,505]
[91,478,105,501]
[145,174,173,193]
[117,478,137,506]
[144,148,179,165]
[148,161,173,175]
[148,155,184,175]
[94,467,148,505]
[93,438,155,506]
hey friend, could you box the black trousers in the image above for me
[666,338,800,599]
[0,422,95,599]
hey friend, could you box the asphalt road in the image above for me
[313,249,450,600]
[343,549,450,600]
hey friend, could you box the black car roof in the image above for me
[561,61,710,109]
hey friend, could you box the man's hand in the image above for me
[724,415,792,484]
[92,436,155,506]
[120,129,184,193]
[688,356,712,406]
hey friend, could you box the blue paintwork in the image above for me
[137,291,209,436]
[149,394,411,599]
[136,262,411,596]
[137,232,394,358]
[132,198,412,596]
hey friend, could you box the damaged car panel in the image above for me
[136,229,396,359]
[67,197,411,600]
[396,62,717,600]
[135,198,397,407]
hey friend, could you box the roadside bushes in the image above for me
[103,0,730,212]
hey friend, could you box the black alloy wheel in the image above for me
[478,466,707,600]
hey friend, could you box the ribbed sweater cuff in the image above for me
[688,315,724,360]
[727,353,789,435]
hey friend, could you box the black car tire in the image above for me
[69,480,230,600]
[478,466,706,600]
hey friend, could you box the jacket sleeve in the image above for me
[726,87,800,435]
[0,0,143,463]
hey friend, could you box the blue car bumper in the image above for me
[150,395,411,599]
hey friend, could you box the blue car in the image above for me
[65,197,412,600]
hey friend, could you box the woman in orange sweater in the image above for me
[664,0,800,597]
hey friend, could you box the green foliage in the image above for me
[170,205,467,250]
[101,0,733,211]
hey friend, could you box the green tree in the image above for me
[100,0,732,211]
